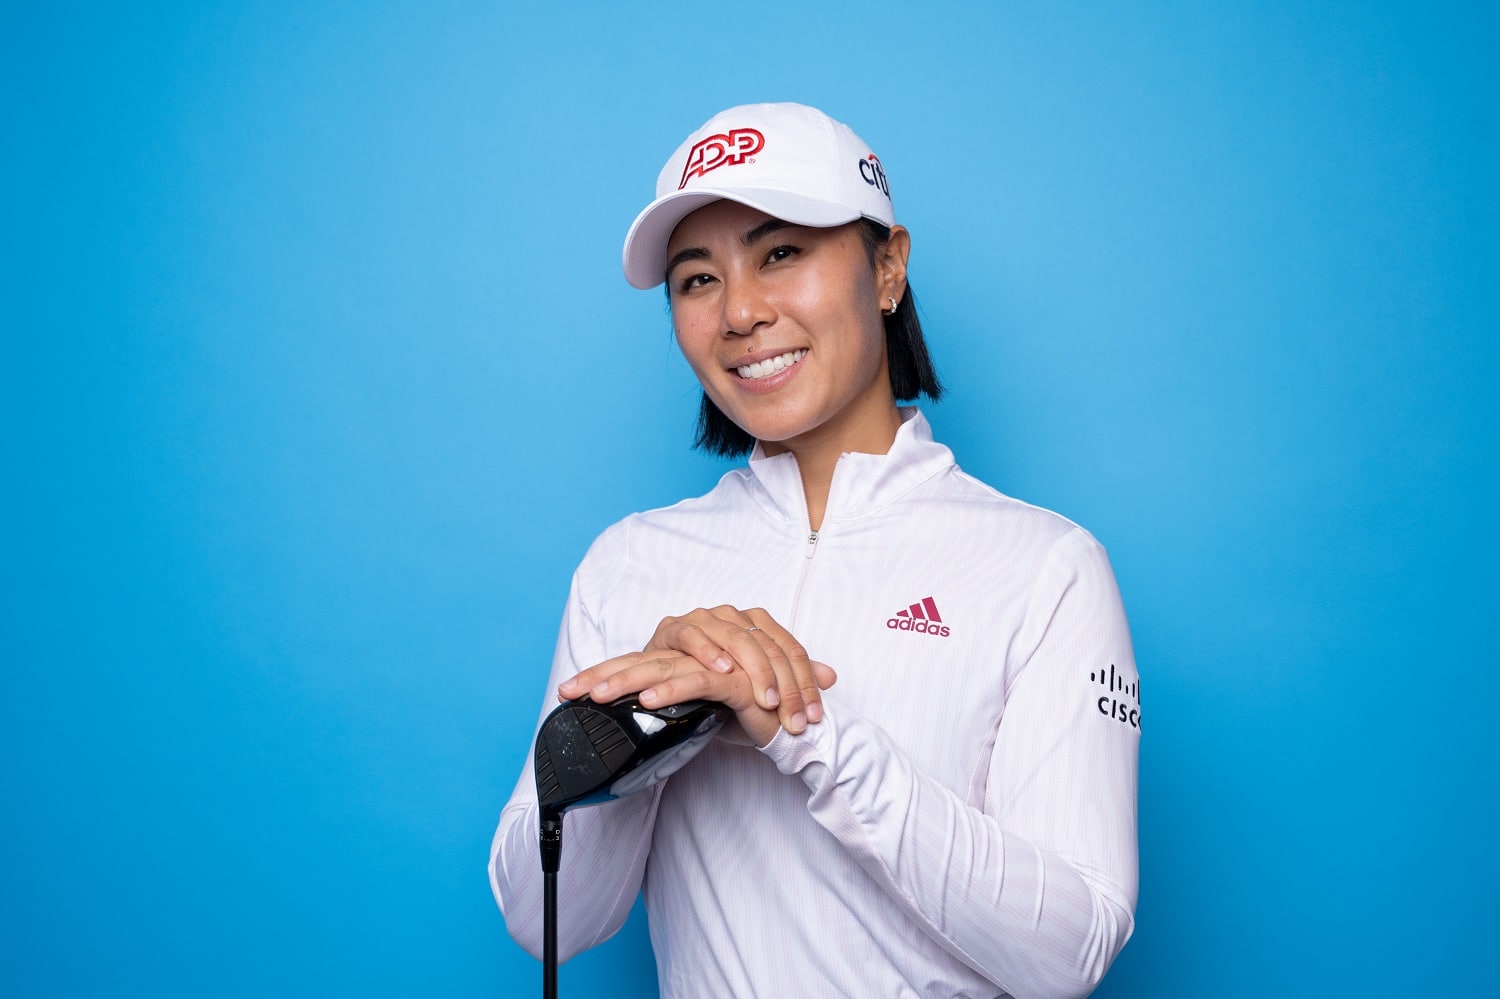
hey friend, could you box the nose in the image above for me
[720,274,775,338]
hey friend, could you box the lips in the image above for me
[735,349,807,380]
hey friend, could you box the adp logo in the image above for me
[858,153,890,200]
[678,128,765,188]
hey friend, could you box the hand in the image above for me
[557,607,836,746]
[643,606,828,735]
[557,651,836,747]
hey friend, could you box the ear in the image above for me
[874,224,911,308]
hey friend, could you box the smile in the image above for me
[736,349,807,380]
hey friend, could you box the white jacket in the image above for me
[491,410,1139,999]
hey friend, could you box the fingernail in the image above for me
[713,656,733,673]
[639,688,658,705]
[764,688,780,708]
[591,682,609,698]
[806,702,823,723]
[790,711,807,733]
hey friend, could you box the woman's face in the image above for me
[665,200,910,457]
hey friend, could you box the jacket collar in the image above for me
[744,408,955,527]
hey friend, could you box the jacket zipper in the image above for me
[789,529,819,630]
[790,454,839,629]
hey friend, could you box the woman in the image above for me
[491,102,1140,998]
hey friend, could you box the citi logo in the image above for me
[678,128,765,188]
[1089,664,1141,730]
[887,596,950,637]
[858,152,890,200]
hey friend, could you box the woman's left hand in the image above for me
[643,606,827,734]
[557,606,835,746]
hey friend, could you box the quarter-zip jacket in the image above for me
[491,410,1139,999]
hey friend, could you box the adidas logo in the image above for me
[886,596,951,637]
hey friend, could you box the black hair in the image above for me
[686,217,944,458]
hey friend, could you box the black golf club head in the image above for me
[534,694,728,823]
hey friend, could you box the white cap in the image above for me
[621,102,896,289]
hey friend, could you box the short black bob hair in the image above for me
[684,218,944,458]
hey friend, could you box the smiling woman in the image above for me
[681,210,944,464]
[490,102,1141,998]
[666,201,905,527]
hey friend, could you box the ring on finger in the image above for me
[744,626,761,633]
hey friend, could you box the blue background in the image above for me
[4,2,1495,995]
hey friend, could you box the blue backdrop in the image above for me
[5,2,1495,995]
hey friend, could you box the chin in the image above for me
[730,412,820,448]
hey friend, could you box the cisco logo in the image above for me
[1089,663,1141,730]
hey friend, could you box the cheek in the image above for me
[672,312,721,379]
[853,317,890,382]
[808,273,885,368]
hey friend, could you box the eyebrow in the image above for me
[742,217,793,246]
[664,218,798,279]
[665,245,710,276]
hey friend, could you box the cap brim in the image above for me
[621,187,865,289]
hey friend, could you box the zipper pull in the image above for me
[805,530,819,559]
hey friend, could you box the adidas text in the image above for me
[886,617,951,637]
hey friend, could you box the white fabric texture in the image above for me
[490,410,1140,999]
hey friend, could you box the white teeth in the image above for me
[737,349,807,380]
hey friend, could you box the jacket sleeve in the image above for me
[487,529,662,962]
[759,528,1140,999]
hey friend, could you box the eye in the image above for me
[673,271,717,295]
[765,244,800,265]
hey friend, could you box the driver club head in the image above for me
[534,694,728,822]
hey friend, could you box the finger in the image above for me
[746,608,821,729]
[756,629,811,731]
[642,668,785,747]
[717,620,787,715]
[584,651,704,704]
[646,615,734,674]
[636,666,751,712]
[725,621,808,733]
[557,651,649,701]
[655,605,785,713]
[812,661,837,691]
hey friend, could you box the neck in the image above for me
[762,403,904,532]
